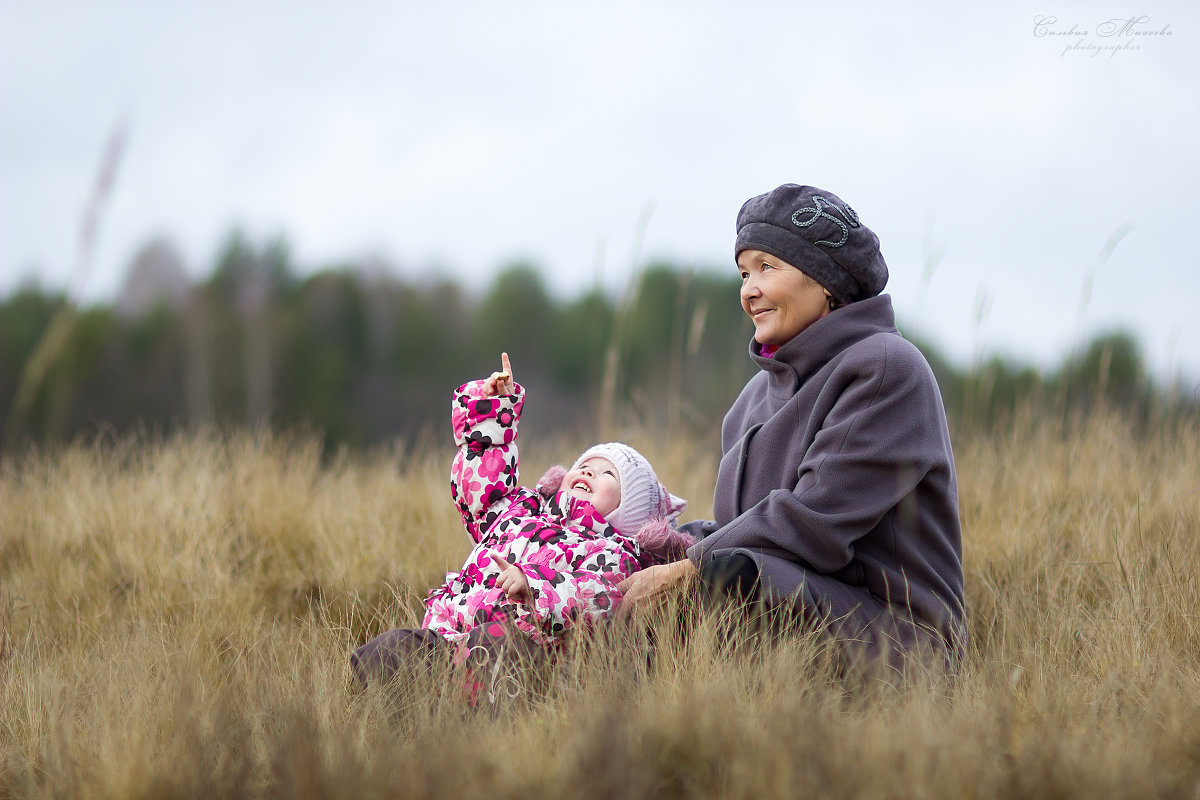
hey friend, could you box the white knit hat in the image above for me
[569,442,687,535]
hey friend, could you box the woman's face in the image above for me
[737,249,831,347]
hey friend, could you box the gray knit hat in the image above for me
[569,443,686,535]
[734,184,888,305]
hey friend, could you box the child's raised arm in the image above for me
[450,353,524,542]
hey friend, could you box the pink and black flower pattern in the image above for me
[425,379,646,648]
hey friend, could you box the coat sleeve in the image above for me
[679,519,720,540]
[450,380,524,542]
[687,338,949,574]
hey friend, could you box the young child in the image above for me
[351,353,690,691]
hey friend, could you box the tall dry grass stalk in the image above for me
[4,123,127,446]
[2,412,1199,798]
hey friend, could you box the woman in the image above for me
[618,184,966,669]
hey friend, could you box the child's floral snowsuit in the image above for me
[422,379,650,650]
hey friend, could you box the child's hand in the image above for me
[491,552,532,606]
[481,352,514,397]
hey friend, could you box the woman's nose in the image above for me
[741,277,760,301]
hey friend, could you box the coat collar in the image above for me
[748,294,899,398]
[543,490,618,538]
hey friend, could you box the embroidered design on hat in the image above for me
[791,196,861,248]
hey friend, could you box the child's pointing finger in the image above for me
[490,551,532,605]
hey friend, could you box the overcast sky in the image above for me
[2,2,1197,384]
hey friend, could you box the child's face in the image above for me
[563,456,621,518]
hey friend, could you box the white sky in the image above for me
[2,1,1197,385]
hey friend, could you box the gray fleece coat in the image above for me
[682,294,967,664]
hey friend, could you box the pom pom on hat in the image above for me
[535,464,566,500]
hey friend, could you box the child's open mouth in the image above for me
[571,479,592,493]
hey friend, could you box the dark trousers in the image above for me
[696,552,814,642]
[350,627,448,688]
[350,624,545,705]
[700,553,957,677]
[699,552,762,602]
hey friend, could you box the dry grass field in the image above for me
[2,409,1199,799]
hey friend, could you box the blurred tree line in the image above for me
[1,232,1193,453]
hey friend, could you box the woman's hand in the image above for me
[481,352,514,397]
[491,552,532,607]
[616,559,698,615]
